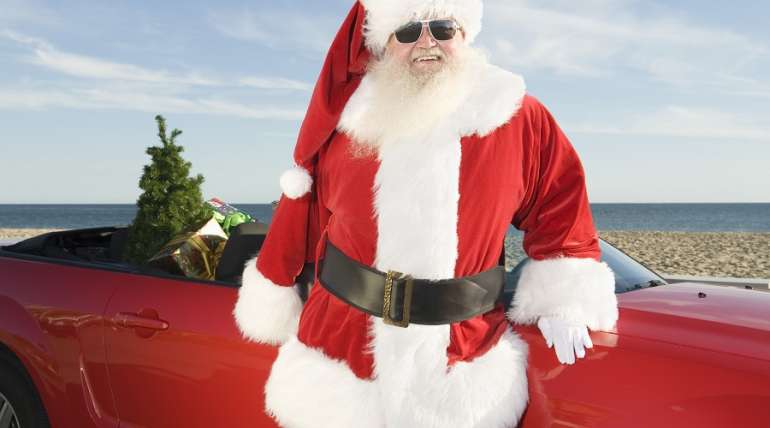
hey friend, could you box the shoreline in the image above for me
[3,228,769,280]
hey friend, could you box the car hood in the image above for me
[616,282,770,361]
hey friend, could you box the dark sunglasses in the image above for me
[393,19,460,44]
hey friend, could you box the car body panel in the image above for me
[102,272,277,428]
[2,239,770,427]
[0,256,120,428]
[517,286,770,427]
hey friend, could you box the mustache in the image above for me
[410,47,445,61]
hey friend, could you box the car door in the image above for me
[102,271,278,428]
[0,256,121,428]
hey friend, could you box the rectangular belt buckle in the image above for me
[383,270,414,328]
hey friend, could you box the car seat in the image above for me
[215,221,269,284]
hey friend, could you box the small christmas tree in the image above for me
[123,115,211,264]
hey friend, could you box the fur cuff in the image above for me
[232,257,303,345]
[507,256,618,331]
[279,165,313,199]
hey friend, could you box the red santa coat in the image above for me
[233,61,618,428]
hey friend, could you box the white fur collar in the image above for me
[338,61,526,142]
[453,63,527,137]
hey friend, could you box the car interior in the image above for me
[0,222,314,294]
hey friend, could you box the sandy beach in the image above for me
[501,231,770,280]
[0,228,66,240]
[598,231,770,279]
[3,228,769,280]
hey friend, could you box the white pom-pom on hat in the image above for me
[360,0,483,55]
[279,165,313,199]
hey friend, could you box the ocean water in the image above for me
[0,203,768,233]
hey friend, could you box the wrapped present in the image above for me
[147,217,228,280]
[205,197,254,236]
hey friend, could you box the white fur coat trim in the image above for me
[232,256,303,345]
[265,336,385,428]
[361,0,483,55]
[279,165,313,199]
[265,324,529,428]
[370,109,463,280]
[370,319,530,427]
[333,49,530,428]
[507,256,619,332]
[455,64,527,138]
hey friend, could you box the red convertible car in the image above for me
[0,225,769,428]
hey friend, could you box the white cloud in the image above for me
[239,77,312,91]
[570,105,770,141]
[0,29,312,119]
[3,30,209,85]
[480,0,768,94]
[1,30,311,90]
[0,86,305,120]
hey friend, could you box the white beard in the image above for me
[342,44,488,157]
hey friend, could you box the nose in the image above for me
[414,23,437,48]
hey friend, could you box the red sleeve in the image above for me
[511,97,601,262]
[233,163,331,345]
[257,164,331,286]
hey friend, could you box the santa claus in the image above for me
[233,1,618,427]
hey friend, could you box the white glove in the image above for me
[537,316,593,365]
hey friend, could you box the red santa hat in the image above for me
[279,0,483,200]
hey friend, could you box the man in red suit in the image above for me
[233,1,618,427]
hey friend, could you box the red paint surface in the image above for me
[2,255,769,428]
[517,284,770,427]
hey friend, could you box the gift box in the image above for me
[205,197,254,236]
[147,217,228,280]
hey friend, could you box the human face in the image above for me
[384,18,465,77]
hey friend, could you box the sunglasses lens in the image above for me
[429,20,457,41]
[394,22,423,43]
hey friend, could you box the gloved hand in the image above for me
[537,316,593,365]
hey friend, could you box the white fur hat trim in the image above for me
[360,0,483,55]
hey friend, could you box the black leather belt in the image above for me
[318,240,504,327]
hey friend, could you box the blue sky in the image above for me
[0,0,768,203]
